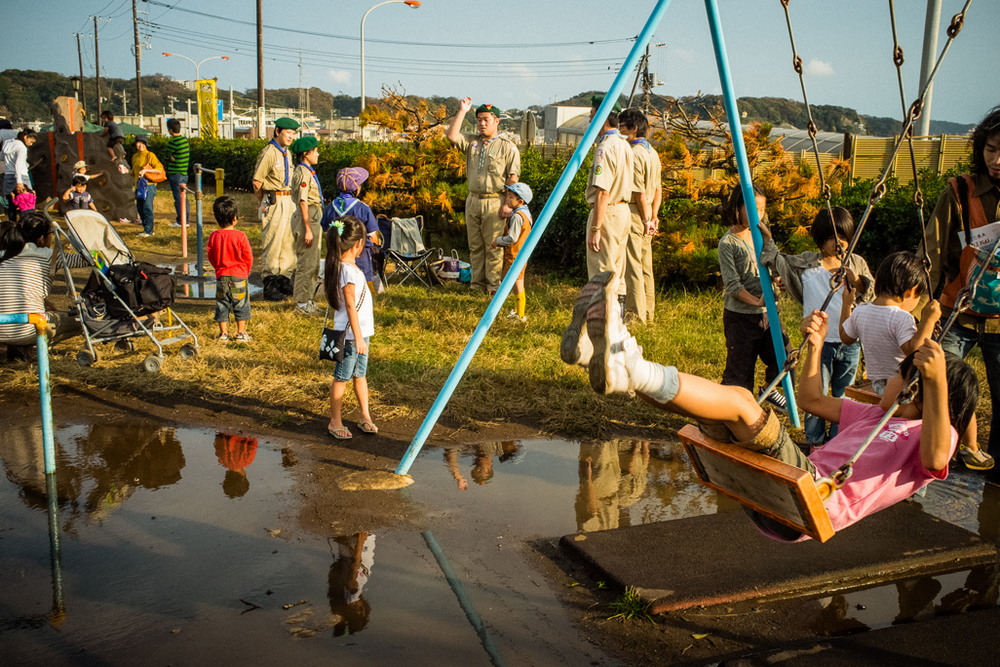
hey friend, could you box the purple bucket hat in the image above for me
[336,167,369,193]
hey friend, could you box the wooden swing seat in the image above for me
[845,381,881,405]
[678,424,835,543]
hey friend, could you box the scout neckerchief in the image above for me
[511,204,532,224]
[476,133,497,174]
[332,193,360,218]
[269,139,289,187]
[630,137,651,150]
[299,162,322,203]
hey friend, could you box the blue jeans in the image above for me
[214,276,251,322]
[167,173,189,224]
[941,324,1000,449]
[334,337,370,381]
[137,183,156,233]
[804,341,861,445]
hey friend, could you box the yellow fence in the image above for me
[849,134,970,183]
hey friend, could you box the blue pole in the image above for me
[195,164,205,299]
[0,313,57,472]
[36,325,57,474]
[395,0,676,476]
[704,0,800,426]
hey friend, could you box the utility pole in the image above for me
[132,0,144,118]
[256,0,266,139]
[75,33,87,114]
[91,16,110,113]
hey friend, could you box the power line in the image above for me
[145,21,625,73]
[141,0,635,49]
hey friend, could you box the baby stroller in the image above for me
[376,214,442,288]
[50,207,199,373]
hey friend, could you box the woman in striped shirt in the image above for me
[0,213,89,354]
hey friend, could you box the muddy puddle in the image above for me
[1,420,997,664]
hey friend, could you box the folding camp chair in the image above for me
[376,214,441,287]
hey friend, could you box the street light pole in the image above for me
[360,0,421,114]
[162,52,230,83]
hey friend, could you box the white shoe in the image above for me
[506,309,528,323]
[170,222,183,228]
[296,301,319,315]
[138,232,153,238]
[586,272,634,395]
[561,271,611,366]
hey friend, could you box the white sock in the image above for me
[626,343,679,403]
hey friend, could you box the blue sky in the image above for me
[8,0,996,125]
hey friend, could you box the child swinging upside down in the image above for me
[562,271,979,541]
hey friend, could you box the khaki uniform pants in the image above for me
[465,194,504,291]
[624,206,647,322]
[586,202,630,296]
[291,203,323,304]
[261,196,296,279]
[641,233,655,322]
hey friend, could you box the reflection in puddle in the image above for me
[1,422,998,662]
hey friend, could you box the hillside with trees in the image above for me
[0,69,973,137]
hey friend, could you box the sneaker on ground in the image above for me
[138,232,153,238]
[296,301,319,315]
[217,334,229,342]
[586,272,634,395]
[506,309,528,323]
[760,386,788,414]
[959,445,995,471]
[234,333,252,343]
[560,272,611,366]
[170,222,183,228]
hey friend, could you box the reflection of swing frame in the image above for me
[678,425,835,542]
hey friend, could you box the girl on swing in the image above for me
[562,270,979,541]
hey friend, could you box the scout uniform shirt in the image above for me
[587,130,633,206]
[253,141,292,192]
[630,138,661,209]
[453,133,520,196]
[291,163,322,208]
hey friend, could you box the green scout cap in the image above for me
[475,103,500,118]
[290,136,318,153]
[590,94,622,113]
[275,117,301,130]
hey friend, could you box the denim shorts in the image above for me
[334,337,369,381]
[215,276,251,322]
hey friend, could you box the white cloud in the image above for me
[508,64,538,81]
[327,69,352,84]
[805,59,834,77]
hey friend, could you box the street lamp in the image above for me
[360,0,421,113]
[162,52,230,82]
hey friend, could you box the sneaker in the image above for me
[585,272,634,395]
[138,232,153,238]
[170,222,183,228]
[506,309,527,323]
[959,445,995,471]
[234,333,252,343]
[560,272,611,366]
[296,301,319,315]
[217,334,229,342]
[760,386,788,414]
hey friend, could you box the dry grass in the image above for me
[4,191,993,443]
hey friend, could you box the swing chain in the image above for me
[893,45,904,67]
[792,55,803,74]
[947,12,965,38]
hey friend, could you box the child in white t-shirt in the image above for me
[324,215,376,440]
[840,251,940,395]
[761,206,873,446]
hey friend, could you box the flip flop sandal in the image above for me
[328,427,353,440]
[359,421,379,435]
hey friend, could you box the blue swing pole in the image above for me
[0,313,58,471]
[704,0,800,426]
[395,0,676,476]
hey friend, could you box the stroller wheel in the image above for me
[76,350,97,367]
[142,354,163,374]
[179,343,199,360]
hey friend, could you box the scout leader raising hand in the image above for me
[447,97,521,295]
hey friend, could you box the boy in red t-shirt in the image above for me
[207,196,254,342]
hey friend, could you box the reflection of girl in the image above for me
[214,433,258,498]
[328,532,375,636]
